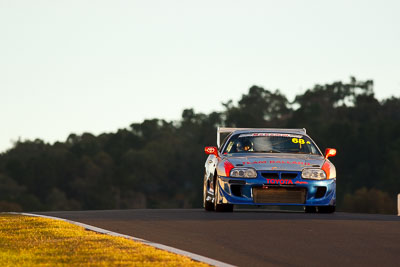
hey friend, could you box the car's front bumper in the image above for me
[216,172,336,206]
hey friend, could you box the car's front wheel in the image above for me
[214,179,233,212]
[304,206,317,213]
[203,189,214,211]
[317,206,336,213]
[203,173,214,211]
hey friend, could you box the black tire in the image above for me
[317,206,336,213]
[215,203,234,212]
[204,194,214,211]
[214,180,233,212]
[203,173,214,211]
[304,206,317,213]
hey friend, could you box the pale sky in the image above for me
[1,0,399,152]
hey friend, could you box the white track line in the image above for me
[9,212,235,267]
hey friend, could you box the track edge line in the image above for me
[8,212,236,267]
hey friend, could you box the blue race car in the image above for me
[203,127,337,213]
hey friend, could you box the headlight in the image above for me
[302,168,327,180]
[230,168,257,178]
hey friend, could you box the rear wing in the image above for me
[217,127,307,148]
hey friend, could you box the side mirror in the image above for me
[205,146,219,157]
[325,148,337,159]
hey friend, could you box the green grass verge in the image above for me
[0,214,209,266]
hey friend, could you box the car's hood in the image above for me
[224,153,325,171]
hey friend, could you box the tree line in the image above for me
[0,77,398,213]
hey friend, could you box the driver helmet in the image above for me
[236,138,253,152]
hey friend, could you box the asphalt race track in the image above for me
[34,209,400,267]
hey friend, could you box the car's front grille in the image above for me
[261,173,279,179]
[253,187,306,204]
[261,172,299,179]
[281,173,299,179]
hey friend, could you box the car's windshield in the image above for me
[223,133,321,155]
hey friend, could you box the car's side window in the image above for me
[225,141,235,153]
[219,133,232,152]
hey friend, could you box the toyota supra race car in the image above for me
[203,127,337,213]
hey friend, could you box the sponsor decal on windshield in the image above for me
[243,160,311,166]
[291,138,311,145]
[239,133,302,138]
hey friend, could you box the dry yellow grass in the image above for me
[0,214,210,266]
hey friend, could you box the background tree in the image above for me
[0,78,398,214]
